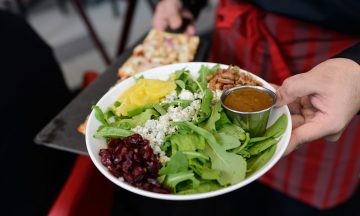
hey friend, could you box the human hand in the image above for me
[152,0,196,35]
[276,58,360,155]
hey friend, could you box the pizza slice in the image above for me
[117,29,200,79]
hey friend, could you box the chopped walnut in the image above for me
[207,66,262,91]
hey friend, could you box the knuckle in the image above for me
[281,79,294,97]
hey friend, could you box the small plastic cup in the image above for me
[220,86,277,137]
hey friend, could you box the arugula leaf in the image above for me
[153,104,166,115]
[215,111,231,129]
[169,132,206,151]
[94,127,133,138]
[174,68,203,93]
[249,136,271,143]
[217,123,246,141]
[202,102,221,132]
[92,105,108,125]
[111,109,157,129]
[161,99,192,111]
[196,89,213,123]
[127,104,154,117]
[177,181,221,194]
[163,171,200,192]
[247,144,276,176]
[159,152,188,175]
[175,80,186,89]
[104,109,115,123]
[248,138,278,156]
[264,114,288,138]
[236,149,251,158]
[134,75,144,82]
[182,151,209,161]
[200,167,221,180]
[233,132,250,154]
[197,64,220,90]
[188,158,205,175]
[175,122,247,186]
[214,132,241,150]
[113,101,121,107]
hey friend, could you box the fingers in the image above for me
[153,13,168,31]
[152,0,197,34]
[168,13,183,29]
[276,73,320,107]
[185,25,196,35]
[287,97,301,114]
[153,0,183,31]
[284,117,330,155]
[291,114,304,129]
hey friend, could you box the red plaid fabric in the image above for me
[209,0,360,209]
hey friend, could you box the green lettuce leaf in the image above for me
[247,144,276,176]
[159,152,188,175]
[175,122,247,186]
[214,132,241,150]
[248,138,278,156]
[264,114,288,138]
[94,127,133,138]
[197,64,220,90]
[202,102,221,132]
[217,123,246,141]
[215,111,231,129]
[196,89,214,123]
[169,132,206,152]
[111,109,157,129]
[163,171,200,192]
[177,181,221,194]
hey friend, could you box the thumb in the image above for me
[276,73,320,107]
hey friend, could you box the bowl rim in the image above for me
[85,62,292,200]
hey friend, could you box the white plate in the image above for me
[86,62,291,200]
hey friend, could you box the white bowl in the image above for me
[85,62,291,200]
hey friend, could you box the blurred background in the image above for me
[0,0,217,91]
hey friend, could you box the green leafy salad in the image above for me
[93,65,288,194]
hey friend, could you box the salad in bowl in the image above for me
[85,62,291,200]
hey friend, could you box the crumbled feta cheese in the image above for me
[161,90,177,103]
[178,89,195,100]
[212,89,223,104]
[194,92,204,100]
[132,90,203,164]
[160,155,170,164]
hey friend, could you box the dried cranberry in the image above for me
[98,134,170,194]
[122,159,132,173]
[127,134,143,145]
[123,173,134,183]
[99,149,112,167]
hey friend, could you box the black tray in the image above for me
[34,33,210,155]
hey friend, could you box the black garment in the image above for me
[184,0,360,35]
[334,42,360,64]
[112,181,360,216]
[250,0,360,35]
[182,0,207,18]
[183,0,360,65]
[0,11,76,215]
